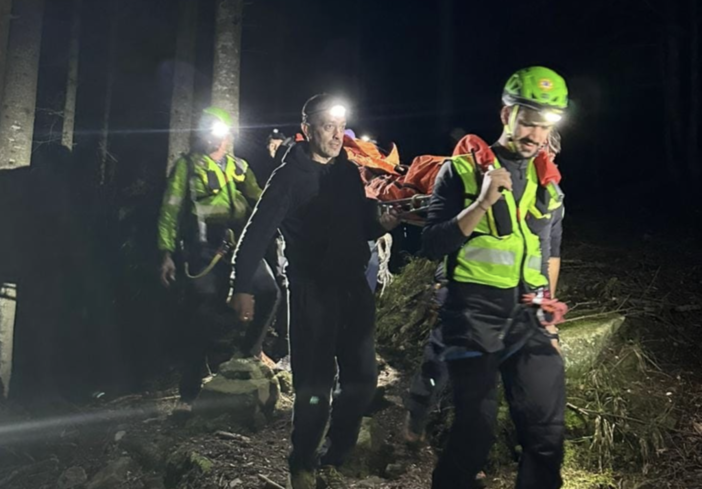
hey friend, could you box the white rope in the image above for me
[376,233,394,296]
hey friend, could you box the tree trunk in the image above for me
[211,0,243,150]
[167,0,198,174]
[0,283,16,398]
[61,0,81,150]
[0,0,42,398]
[0,0,45,169]
[0,0,12,107]
[663,1,684,181]
[98,0,117,186]
[688,0,700,181]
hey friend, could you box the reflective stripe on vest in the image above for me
[194,203,233,219]
[449,153,548,289]
[527,255,542,272]
[463,245,516,266]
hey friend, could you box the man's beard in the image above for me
[517,138,541,157]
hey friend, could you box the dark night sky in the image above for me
[33,0,673,215]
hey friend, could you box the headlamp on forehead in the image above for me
[301,94,349,124]
[211,120,231,138]
[328,104,346,118]
[542,110,563,124]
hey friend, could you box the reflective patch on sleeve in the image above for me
[168,196,184,206]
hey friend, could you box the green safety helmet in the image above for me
[199,106,233,139]
[502,66,568,115]
[202,106,233,127]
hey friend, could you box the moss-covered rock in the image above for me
[560,313,625,377]
[274,370,293,395]
[193,357,279,428]
[218,357,273,381]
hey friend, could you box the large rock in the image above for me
[193,357,279,426]
[274,370,293,395]
[218,357,272,380]
[559,313,625,376]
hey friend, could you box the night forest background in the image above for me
[0,0,699,406]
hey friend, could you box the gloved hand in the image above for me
[521,290,568,327]
[522,290,567,356]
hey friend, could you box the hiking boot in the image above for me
[316,466,348,489]
[403,411,426,445]
[287,470,316,489]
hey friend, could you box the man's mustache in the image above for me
[519,138,540,146]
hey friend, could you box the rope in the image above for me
[376,233,394,296]
[184,229,235,279]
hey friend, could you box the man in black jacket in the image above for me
[229,94,399,489]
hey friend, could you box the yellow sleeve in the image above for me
[157,157,189,252]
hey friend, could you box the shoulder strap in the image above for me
[232,156,247,176]
[453,134,496,172]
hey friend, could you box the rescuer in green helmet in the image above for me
[158,107,280,410]
[426,67,569,489]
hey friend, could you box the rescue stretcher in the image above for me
[377,194,431,226]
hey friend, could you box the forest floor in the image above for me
[1,215,702,489]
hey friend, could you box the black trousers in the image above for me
[179,248,279,403]
[264,234,289,359]
[406,327,449,424]
[287,274,378,473]
[406,267,449,424]
[432,329,565,489]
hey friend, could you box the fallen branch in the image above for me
[563,310,620,324]
[629,312,699,346]
[258,474,286,489]
[215,430,251,443]
[568,301,600,311]
[642,266,661,298]
[106,394,143,406]
[673,304,702,313]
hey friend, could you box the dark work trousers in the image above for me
[287,274,378,473]
[431,300,565,489]
[406,274,450,426]
[264,234,289,359]
[179,247,280,403]
[406,327,449,427]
